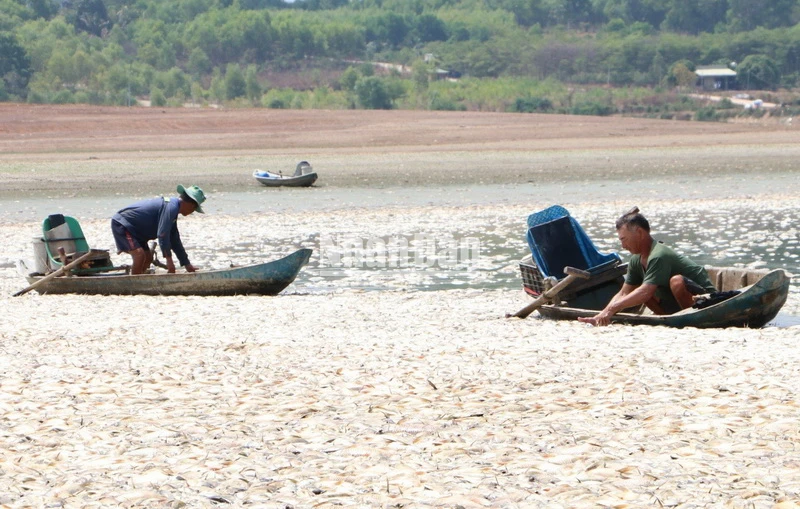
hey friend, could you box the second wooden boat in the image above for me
[519,256,791,328]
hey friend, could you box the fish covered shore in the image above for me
[1,105,799,507]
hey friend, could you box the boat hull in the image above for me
[536,268,790,328]
[254,172,318,187]
[22,249,313,297]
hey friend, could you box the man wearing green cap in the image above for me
[111,185,206,274]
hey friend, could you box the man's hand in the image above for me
[578,311,613,327]
[577,283,650,327]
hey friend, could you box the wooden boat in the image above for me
[17,248,313,297]
[253,161,318,187]
[519,255,791,328]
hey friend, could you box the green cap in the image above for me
[177,184,206,213]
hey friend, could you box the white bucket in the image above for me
[32,237,50,274]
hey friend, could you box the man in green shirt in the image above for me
[578,208,716,327]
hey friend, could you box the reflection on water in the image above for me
[7,184,796,301]
[769,314,800,327]
[216,204,799,296]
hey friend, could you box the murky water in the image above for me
[280,204,800,294]
[4,182,798,297]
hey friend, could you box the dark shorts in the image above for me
[657,277,711,314]
[111,220,144,254]
[683,277,708,296]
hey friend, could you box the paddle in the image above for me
[13,249,99,297]
[507,266,591,319]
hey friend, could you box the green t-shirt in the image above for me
[626,239,716,311]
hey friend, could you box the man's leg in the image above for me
[130,247,147,274]
[112,220,153,274]
[129,247,154,274]
[112,220,141,273]
[643,296,666,315]
[670,275,702,310]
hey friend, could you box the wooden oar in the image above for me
[13,249,99,297]
[507,266,591,319]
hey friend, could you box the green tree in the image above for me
[209,68,225,103]
[29,0,59,19]
[273,13,319,60]
[224,63,246,99]
[191,81,205,104]
[543,0,594,27]
[493,0,547,27]
[0,0,34,27]
[380,12,410,47]
[339,66,360,91]
[650,50,666,84]
[736,54,781,90]
[0,33,32,98]
[131,19,176,69]
[150,86,166,106]
[187,48,212,76]
[245,64,261,101]
[411,59,430,92]
[416,14,448,42]
[69,0,113,36]
[185,9,274,64]
[355,76,392,109]
[669,61,696,89]
[663,0,727,35]
[513,96,553,112]
[296,0,350,9]
[52,48,94,86]
[727,0,800,32]
[153,67,189,98]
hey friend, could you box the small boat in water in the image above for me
[253,161,318,187]
[519,255,791,328]
[18,248,313,296]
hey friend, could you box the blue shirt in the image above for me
[112,197,190,266]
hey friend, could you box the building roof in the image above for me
[696,68,737,77]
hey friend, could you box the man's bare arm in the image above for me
[578,283,657,326]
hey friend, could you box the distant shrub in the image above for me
[262,88,298,109]
[150,87,166,107]
[73,91,93,105]
[739,108,766,118]
[570,101,614,116]
[717,98,735,109]
[52,90,75,104]
[27,91,47,104]
[429,97,465,111]
[695,107,719,121]
[355,76,393,109]
[512,96,553,113]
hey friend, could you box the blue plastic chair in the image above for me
[526,205,620,280]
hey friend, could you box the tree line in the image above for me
[1,0,799,111]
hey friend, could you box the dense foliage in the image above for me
[1,0,799,116]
